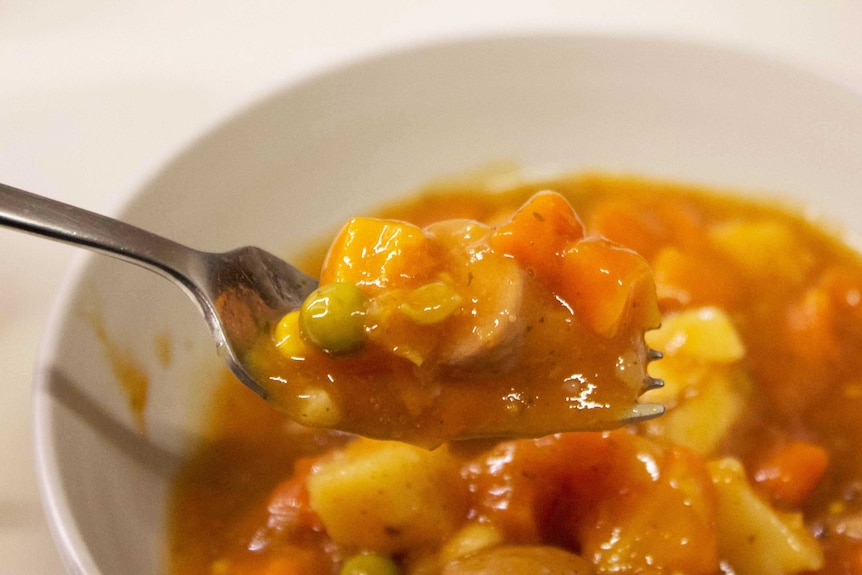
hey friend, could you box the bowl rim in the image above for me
[30,29,862,574]
[34,248,100,575]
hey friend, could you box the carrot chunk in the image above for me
[652,246,739,310]
[320,218,434,290]
[492,192,659,338]
[785,287,839,363]
[558,238,661,338]
[752,441,829,506]
[466,431,719,574]
[266,456,325,533]
[490,190,585,279]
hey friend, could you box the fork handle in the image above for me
[0,182,202,286]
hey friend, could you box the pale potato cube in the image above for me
[643,307,749,455]
[709,220,812,284]
[307,439,467,552]
[646,307,745,363]
[707,458,823,575]
[643,358,704,406]
[645,371,748,455]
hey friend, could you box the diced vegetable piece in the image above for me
[785,286,839,362]
[273,310,308,358]
[577,444,719,575]
[752,441,829,506]
[588,199,670,259]
[490,191,660,338]
[321,218,433,289]
[587,197,702,260]
[294,387,341,427]
[646,307,745,363]
[307,439,467,552]
[467,431,718,573]
[820,266,862,324]
[339,552,400,575]
[464,433,619,543]
[652,246,739,309]
[265,457,324,533]
[490,190,585,273]
[425,218,494,253]
[360,287,435,365]
[708,458,824,575]
[439,545,594,575]
[398,280,461,325]
[645,370,748,455]
[709,220,813,285]
[299,282,367,354]
[643,307,748,454]
[557,238,661,337]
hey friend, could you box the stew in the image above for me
[169,174,862,575]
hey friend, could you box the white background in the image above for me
[2,1,862,572]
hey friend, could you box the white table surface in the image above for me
[2,1,861,572]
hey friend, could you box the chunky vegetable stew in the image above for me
[170,174,862,574]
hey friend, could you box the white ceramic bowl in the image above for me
[33,33,862,574]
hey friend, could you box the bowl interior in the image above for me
[34,33,862,574]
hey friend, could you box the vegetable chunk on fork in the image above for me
[247,191,664,446]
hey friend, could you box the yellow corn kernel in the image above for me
[273,310,307,358]
[399,281,462,325]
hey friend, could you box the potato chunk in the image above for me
[707,458,823,575]
[307,439,467,552]
[646,306,745,364]
[643,307,749,455]
[709,220,813,285]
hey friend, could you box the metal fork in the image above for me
[0,182,318,402]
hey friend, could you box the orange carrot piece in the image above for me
[652,247,740,310]
[588,200,702,260]
[492,193,659,338]
[557,238,662,338]
[588,200,668,259]
[320,217,434,290]
[785,287,839,363]
[752,441,829,506]
[490,191,585,281]
[266,456,325,532]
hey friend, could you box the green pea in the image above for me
[339,552,400,575]
[299,282,367,354]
